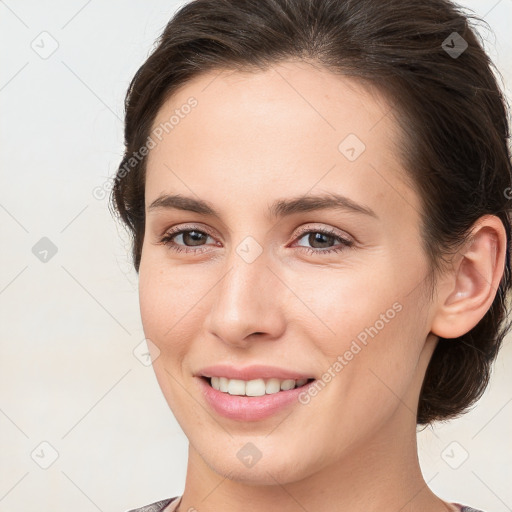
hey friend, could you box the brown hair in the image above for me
[110,0,512,425]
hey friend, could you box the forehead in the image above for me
[145,60,421,223]
[150,60,394,142]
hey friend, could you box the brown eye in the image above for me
[178,230,209,246]
[293,228,354,255]
[159,227,217,254]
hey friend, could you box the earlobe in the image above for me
[430,215,506,340]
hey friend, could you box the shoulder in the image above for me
[124,496,178,512]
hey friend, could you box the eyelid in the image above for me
[162,223,218,239]
[292,223,353,243]
[159,222,355,259]
[162,222,352,244]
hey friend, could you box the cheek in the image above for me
[138,258,213,356]
[289,265,403,354]
[298,267,424,401]
[138,259,209,419]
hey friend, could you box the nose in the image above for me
[203,249,286,348]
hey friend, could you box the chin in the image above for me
[196,439,316,486]
[207,458,303,486]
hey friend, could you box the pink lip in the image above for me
[197,376,316,421]
[197,364,314,381]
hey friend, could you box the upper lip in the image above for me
[197,364,315,381]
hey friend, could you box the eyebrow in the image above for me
[147,192,378,219]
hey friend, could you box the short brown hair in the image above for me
[110,0,512,425]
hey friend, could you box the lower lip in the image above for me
[198,377,315,421]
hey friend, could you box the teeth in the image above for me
[208,376,311,396]
[246,379,266,396]
[219,377,229,392]
[280,379,295,391]
[265,378,281,394]
[228,379,246,395]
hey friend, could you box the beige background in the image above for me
[1,1,511,511]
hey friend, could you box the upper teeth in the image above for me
[209,377,309,396]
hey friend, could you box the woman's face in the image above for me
[139,60,439,484]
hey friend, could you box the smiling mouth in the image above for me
[201,376,315,396]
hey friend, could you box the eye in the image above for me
[291,227,354,255]
[158,226,218,254]
[157,225,354,256]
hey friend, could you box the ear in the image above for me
[430,215,508,339]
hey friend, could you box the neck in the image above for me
[175,407,451,512]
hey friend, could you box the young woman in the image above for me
[111,0,512,511]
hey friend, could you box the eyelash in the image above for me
[158,225,354,256]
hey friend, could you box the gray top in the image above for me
[125,496,487,512]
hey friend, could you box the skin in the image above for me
[138,60,507,512]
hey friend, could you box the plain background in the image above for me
[1,1,511,511]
